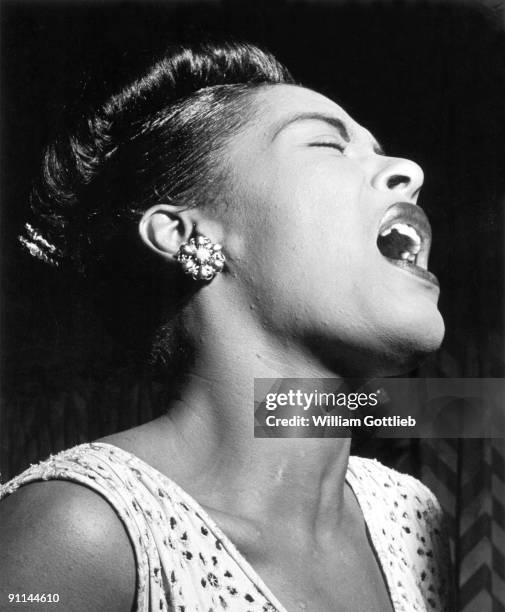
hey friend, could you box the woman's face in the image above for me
[216,85,445,375]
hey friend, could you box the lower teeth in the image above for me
[401,252,416,264]
[377,228,421,264]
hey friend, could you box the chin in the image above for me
[377,308,446,375]
[308,299,445,377]
[345,301,445,377]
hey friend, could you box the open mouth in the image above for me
[378,222,422,265]
[377,202,439,288]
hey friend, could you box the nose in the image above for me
[371,157,424,201]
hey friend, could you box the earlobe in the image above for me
[138,205,193,259]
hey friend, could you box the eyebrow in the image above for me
[271,111,386,155]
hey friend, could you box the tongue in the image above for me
[377,229,413,260]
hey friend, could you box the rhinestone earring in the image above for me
[175,235,225,281]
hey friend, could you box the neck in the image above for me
[156,301,351,533]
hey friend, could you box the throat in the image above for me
[194,438,352,543]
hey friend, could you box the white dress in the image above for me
[0,442,452,611]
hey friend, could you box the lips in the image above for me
[377,202,439,288]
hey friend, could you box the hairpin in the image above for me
[18,223,60,267]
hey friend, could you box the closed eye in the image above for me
[309,141,346,152]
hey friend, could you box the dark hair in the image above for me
[23,41,295,370]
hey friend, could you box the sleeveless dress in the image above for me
[0,443,452,612]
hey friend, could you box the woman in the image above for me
[0,42,451,611]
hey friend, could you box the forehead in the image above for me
[250,84,373,141]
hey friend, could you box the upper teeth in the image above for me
[380,222,422,255]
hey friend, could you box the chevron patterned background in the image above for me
[419,438,505,611]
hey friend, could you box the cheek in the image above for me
[229,162,371,329]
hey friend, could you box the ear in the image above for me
[138,204,194,261]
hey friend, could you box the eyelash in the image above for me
[310,142,346,152]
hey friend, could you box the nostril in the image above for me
[387,175,411,190]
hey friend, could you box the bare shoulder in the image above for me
[0,480,136,612]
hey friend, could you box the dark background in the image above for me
[1,1,504,609]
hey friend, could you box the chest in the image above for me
[195,484,399,612]
[239,535,395,612]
